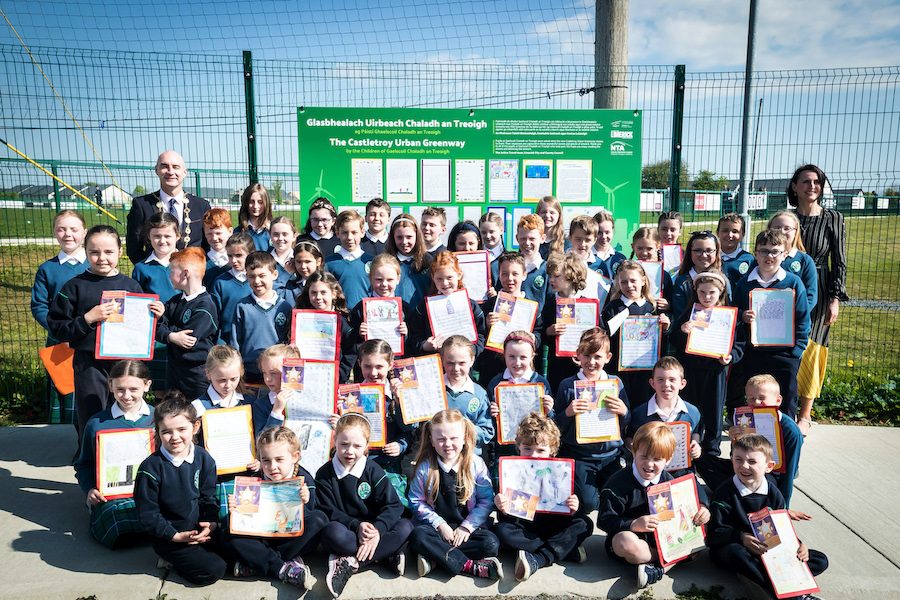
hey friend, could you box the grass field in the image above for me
[1,209,898,420]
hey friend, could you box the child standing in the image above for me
[132,212,180,303]
[630,227,673,312]
[201,208,233,288]
[598,421,709,589]
[325,210,375,309]
[269,215,297,293]
[225,426,328,590]
[360,197,391,256]
[448,220,483,252]
[48,225,155,437]
[593,209,626,278]
[316,414,414,597]
[718,213,753,286]
[296,270,357,382]
[440,336,494,456]
[408,409,502,580]
[567,215,604,273]
[542,253,589,394]
[553,327,630,514]
[156,247,220,399]
[349,254,411,362]
[284,240,325,303]
[236,183,273,251]
[74,360,155,548]
[516,214,551,311]
[420,207,448,257]
[297,197,340,257]
[486,331,554,417]
[537,196,566,258]
[672,230,728,319]
[192,345,249,417]
[657,211,683,247]
[231,251,293,384]
[768,210,818,312]
[493,412,592,580]
[134,393,227,585]
[385,214,433,307]
[479,211,505,263]
[211,232,255,345]
[708,434,827,599]
[251,344,301,436]
[31,209,87,424]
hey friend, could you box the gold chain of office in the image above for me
[155,192,192,242]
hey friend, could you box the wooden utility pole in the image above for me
[595,0,629,109]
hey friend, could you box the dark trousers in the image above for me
[683,367,728,456]
[167,361,208,401]
[493,513,592,564]
[153,533,229,586]
[617,370,651,408]
[320,518,414,564]
[73,351,114,439]
[744,349,801,419]
[574,454,623,514]
[725,360,747,423]
[545,352,579,401]
[224,509,327,578]
[408,525,499,574]
[711,542,828,594]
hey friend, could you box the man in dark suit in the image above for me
[126,150,211,264]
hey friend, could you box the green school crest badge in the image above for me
[534,275,545,288]
[193,471,200,489]
[182,309,191,323]
[791,261,801,273]
[467,398,480,414]
[364,262,371,274]
[275,312,286,326]
[357,482,371,499]
[739,262,749,274]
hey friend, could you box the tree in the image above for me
[884,187,898,197]
[85,181,99,187]
[693,169,729,191]
[270,180,284,204]
[132,185,146,195]
[642,159,689,190]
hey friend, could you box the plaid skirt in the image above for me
[89,497,145,548]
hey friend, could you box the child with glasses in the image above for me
[672,230,731,319]
[297,197,340,256]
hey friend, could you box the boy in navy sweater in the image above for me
[211,232,254,345]
[718,213,754,286]
[156,247,220,400]
[201,208,233,289]
[708,433,827,600]
[325,210,374,309]
[598,422,710,589]
[231,252,292,384]
[360,197,390,256]
[735,229,810,419]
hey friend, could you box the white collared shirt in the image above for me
[182,286,207,302]
[576,368,609,381]
[253,290,279,310]
[311,230,334,241]
[632,462,662,488]
[622,297,647,308]
[229,268,247,283]
[595,246,615,261]
[502,368,534,384]
[524,255,544,274]
[207,249,228,267]
[58,247,86,265]
[144,252,171,267]
[721,248,741,261]
[203,384,243,409]
[487,244,503,261]
[161,442,195,467]
[397,252,413,263]
[270,248,293,268]
[734,474,769,497]
[688,267,698,280]
[110,400,151,420]
[366,231,388,244]
[337,246,364,261]
[647,394,688,423]
[444,373,476,395]
[747,266,787,288]
[332,455,367,480]
[426,241,443,253]
[437,458,460,473]
[159,189,185,225]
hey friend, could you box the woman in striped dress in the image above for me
[788,165,849,436]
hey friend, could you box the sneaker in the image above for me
[417,554,434,577]
[564,546,587,563]
[383,551,406,576]
[327,554,357,598]
[281,557,314,591]
[515,550,542,581]
[156,557,173,570]
[636,563,664,588]
[470,557,503,580]
[234,561,254,577]
[797,595,822,600]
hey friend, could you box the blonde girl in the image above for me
[193,345,248,417]
[537,196,565,258]
[439,335,494,455]
[630,226,672,313]
[592,209,626,277]
[385,213,432,306]
[478,211,505,262]
[408,409,502,579]
[225,426,328,590]
[251,343,301,436]
[768,210,818,311]
[316,413,413,596]
[238,183,274,251]
[269,216,298,272]
[350,254,410,359]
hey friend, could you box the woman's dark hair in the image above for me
[786,164,828,207]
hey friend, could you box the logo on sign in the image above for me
[611,130,633,139]
[611,120,634,129]
[610,141,633,156]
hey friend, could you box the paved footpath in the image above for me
[1,424,898,600]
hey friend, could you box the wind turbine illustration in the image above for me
[594,178,628,208]
[307,170,336,203]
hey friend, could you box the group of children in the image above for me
[32,188,826,599]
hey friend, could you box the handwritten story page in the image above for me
[498,457,575,515]
[750,288,795,346]
[495,383,543,444]
[556,298,600,356]
[202,406,256,475]
[664,421,692,471]
[750,509,820,598]
[455,160,486,203]
[454,251,491,303]
[96,293,159,360]
[686,305,737,358]
[574,379,621,443]
[732,407,785,472]
[486,293,538,353]
[291,310,340,361]
[336,383,386,447]
[230,476,306,538]
[619,316,661,371]
[648,474,706,566]
[363,297,403,355]
[351,158,383,204]
[283,360,336,475]
[421,159,451,204]
[96,428,154,500]
[394,354,448,424]
[426,289,477,342]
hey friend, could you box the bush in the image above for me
[815,371,900,425]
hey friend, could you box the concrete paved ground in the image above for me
[1,424,898,600]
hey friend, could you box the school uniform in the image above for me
[134,444,228,585]
[407,293,487,358]
[522,256,551,314]
[493,506,593,567]
[349,298,413,360]
[126,191,210,264]
[426,242,447,259]
[203,249,230,289]
[597,247,627,280]
[251,389,289,437]
[282,275,307,305]
[315,456,414,563]
[486,369,553,466]
[156,289,219,399]
[231,293,292,377]
[360,231,388,256]
[211,269,250,345]
[771,411,804,508]
[540,292,584,395]
[554,370,630,514]
[735,267,810,418]
[626,396,702,480]
[132,253,178,302]
[779,249,819,312]
[601,297,657,406]
[236,222,271,252]
[721,248,754,287]
[296,231,339,257]
[325,247,375,309]
[192,386,250,417]
[443,374,494,456]
[223,465,329,578]
[47,270,143,438]
[395,253,433,308]
[363,382,417,507]
[671,268,733,322]
[474,293,543,388]
[273,262,292,296]
[408,457,500,575]
[708,475,828,594]
[74,401,154,548]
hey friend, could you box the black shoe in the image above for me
[382,551,405,576]
[515,550,542,581]
[637,563,664,588]
[564,545,587,563]
[327,554,357,598]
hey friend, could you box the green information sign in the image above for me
[297,107,641,249]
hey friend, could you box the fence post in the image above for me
[51,162,61,211]
[243,50,259,186]
[669,65,686,212]
[194,171,201,198]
